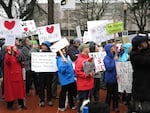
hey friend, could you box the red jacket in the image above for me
[4,48,26,102]
[75,54,94,91]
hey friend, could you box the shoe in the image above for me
[39,101,45,107]
[58,107,66,111]
[48,101,53,106]
[71,106,77,110]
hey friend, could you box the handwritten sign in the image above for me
[89,52,106,72]
[50,38,69,52]
[31,52,58,72]
[116,61,133,93]
[0,19,23,38]
[37,24,61,44]
[5,35,16,46]
[106,21,124,34]
[87,20,115,44]
[19,20,37,36]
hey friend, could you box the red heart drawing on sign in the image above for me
[4,20,15,30]
[46,26,54,34]
[24,27,28,32]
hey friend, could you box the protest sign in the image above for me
[0,19,23,38]
[50,38,69,52]
[106,21,124,34]
[76,26,82,38]
[5,35,16,46]
[19,20,37,36]
[60,0,75,10]
[37,24,61,44]
[87,20,115,44]
[116,61,133,93]
[82,31,91,43]
[31,52,58,72]
[89,52,106,72]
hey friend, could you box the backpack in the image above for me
[87,101,110,113]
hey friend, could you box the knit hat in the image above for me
[132,35,148,48]
[73,38,81,44]
[78,43,89,52]
[41,41,51,51]
[86,41,96,52]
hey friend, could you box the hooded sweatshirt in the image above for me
[118,43,131,62]
[103,44,117,83]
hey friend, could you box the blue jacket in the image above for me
[103,44,117,83]
[56,55,75,86]
[118,43,131,62]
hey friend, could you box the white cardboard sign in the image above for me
[89,52,106,72]
[31,52,58,72]
[37,24,61,44]
[50,38,69,52]
[19,20,37,36]
[60,0,75,10]
[5,35,16,46]
[116,61,133,93]
[87,20,115,44]
[0,19,23,38]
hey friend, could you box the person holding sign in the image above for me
[4,46,26,110]
[38,41,54,107]
[56,47,77,111]
[129,35,150,113]
[75,44,95,113]
[103,44,119,112]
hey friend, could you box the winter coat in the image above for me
[56,55,76,86]
[103,44,117,83]
[4,48,26,102]
[130,48,150,101]
[75,54,94,91]
[20,46,32,71]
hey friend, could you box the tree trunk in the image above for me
[48,0,54,24]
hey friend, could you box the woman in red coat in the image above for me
[4,46,26,110]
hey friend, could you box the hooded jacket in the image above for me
[56,55,75,86]
[103,44,117,83]
[75,54,94,91]
[118,43,131,62]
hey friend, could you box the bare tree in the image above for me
[74,0,109,30]
[0,0,37,20]
[126,0,150,33]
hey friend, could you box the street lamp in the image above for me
[123,3,128,30]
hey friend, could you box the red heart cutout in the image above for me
[24,27,28,32]
[46,26,54,34]
[4,20,15,30]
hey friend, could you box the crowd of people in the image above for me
[0,33,150,113]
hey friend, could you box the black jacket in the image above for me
[130,48,150,101]
[67,45,79,62]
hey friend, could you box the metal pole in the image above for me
[124,9,127,30]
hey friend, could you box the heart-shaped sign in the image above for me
[4,20,15,30]
[46,26,54,34]
[24,27,28,32]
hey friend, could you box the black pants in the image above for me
[93,78,100,102]
[7,99,24,108]
[105,83,119,110]
[59,82,76,108]
[51,72,58,97]
[38,72,53,102]
[77,90,93,113]
[26,70,39,94]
